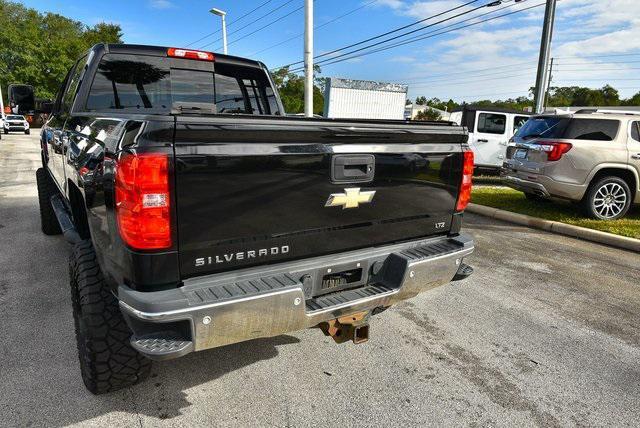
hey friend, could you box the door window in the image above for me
[564,119,619,141]
[631,121,640,142]
[477,113,506,134]
[513,116,529,134]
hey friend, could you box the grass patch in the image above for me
[472,186,640,239]
[473,175,504,186]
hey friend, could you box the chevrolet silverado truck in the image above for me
[36,44,475,394]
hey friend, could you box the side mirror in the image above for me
[41,102,54,114]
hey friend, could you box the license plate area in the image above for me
[314,261,369,297]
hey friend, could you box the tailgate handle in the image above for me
[331,154,375,183]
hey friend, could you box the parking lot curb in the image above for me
[467,203,640,253]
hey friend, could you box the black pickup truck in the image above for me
[36,44,475,394]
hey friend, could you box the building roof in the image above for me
[326,77,408,93]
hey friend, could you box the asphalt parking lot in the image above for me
[1,132,639,427]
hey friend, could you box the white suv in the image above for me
[4,114,30,135]
[503,110,640,220]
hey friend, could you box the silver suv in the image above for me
[503,110,640,220]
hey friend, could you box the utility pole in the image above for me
[210,8,228,54]
[544,57,554,110]
[533,0,557,113]
[304,0,313,117]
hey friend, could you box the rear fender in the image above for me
[585,164,639,201]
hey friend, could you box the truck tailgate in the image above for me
[174,117,467,278]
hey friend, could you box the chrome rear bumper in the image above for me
[119,234,474,360]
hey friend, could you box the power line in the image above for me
[407,71,537,87]
[185,0,276,48]
[554,60,640,66]
[402,68,538,85]
[287,0,526,72]
[555,52,640,59]
[199,0,298,50]
[214,4,306,51]
[290,1,544,73]
[394,60,537,84]
[248,0,378,57]
[554,66,640,72]
[287,1,502,72]
[554,78,640,81]
[278,0,485,69]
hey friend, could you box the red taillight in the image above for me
[456,150,474,212]
[535,141,572,161]
[167,47,215,61]
[115,153,171,250]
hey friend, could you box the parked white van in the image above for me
[449,106,531,172]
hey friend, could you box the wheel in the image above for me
[69,240,151,394]
[582,176,632,220]
[4,129,8,134]
[25,129,30,135]
[36,168,62,235]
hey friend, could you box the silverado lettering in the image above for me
[195,245,291,266]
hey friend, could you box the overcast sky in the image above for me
[20,0,640,101]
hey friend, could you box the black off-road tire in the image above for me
[25,129,30,135]
[36,168,62,235]
[69,240,151,394]
[582,176,632,220]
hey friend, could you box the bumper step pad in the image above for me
[184,273,301,306]
[399,239,464,260]
[131,336,194,360]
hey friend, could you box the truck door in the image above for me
[472,111,507,168]
[46,59,85,194]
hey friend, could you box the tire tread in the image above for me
[69,240,151,394]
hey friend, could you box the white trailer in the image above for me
[323,78,407,120]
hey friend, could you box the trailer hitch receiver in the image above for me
[319,311,370,344]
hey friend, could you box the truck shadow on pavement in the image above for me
[127,335,302,422]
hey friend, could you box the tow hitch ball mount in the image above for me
[319,311,370,345]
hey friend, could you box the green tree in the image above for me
[271,66,324,115]
[0,0,122,101]
[546,85,625,107]
[414,108,442,121]
[415,96,427,105]
[622,91,640,106]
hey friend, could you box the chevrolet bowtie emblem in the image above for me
[325,188,376,209]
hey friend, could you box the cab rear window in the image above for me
[84,53,281,115]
